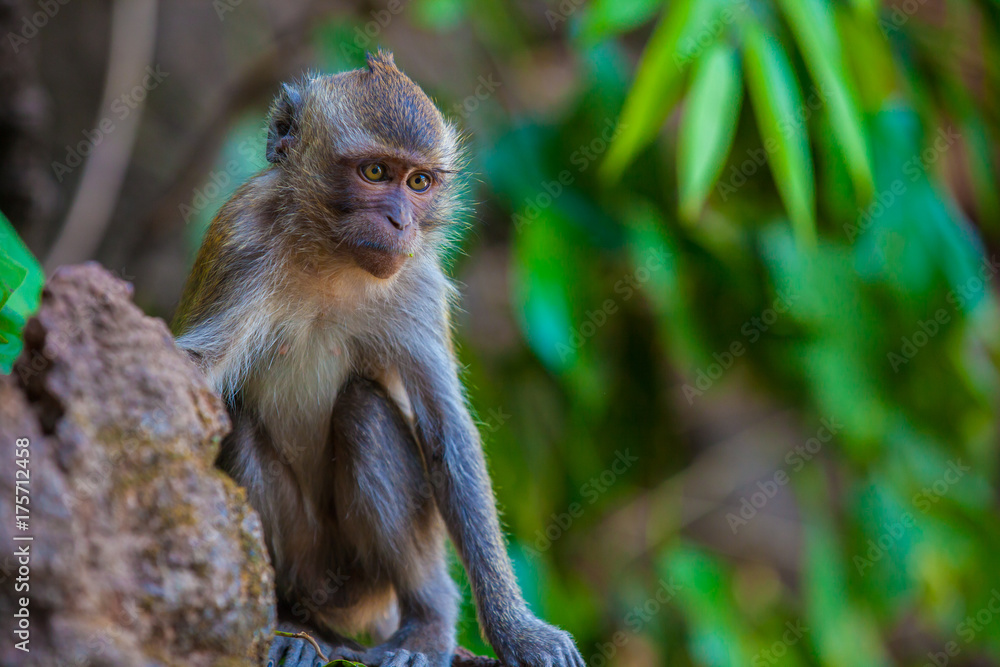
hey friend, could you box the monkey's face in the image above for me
[265,51,462,280]
[328,155,440,280]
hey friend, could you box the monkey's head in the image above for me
[265,50,464,280]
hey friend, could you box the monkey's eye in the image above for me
[361,163,389,182]
[407,172,432,192]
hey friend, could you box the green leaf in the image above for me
[511,213,576,372]
[0,211,43,374]
[0,252,27,313]
[835,9,896,111]
[677,43,744,221]
[661,544,752,666]
[802,480,892,667]
[742,21,817,248]
[600,0,708,181]
[777,0,874,200]
[575,0,661,43]
[322,661,366,667]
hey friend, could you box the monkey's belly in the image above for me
[264,376,445,639]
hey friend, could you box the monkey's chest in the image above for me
[244,322,413,516]
[244,326,352,495]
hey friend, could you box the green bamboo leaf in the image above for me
[846,0,879,18]
[677,43,744,221]
[0,211,44,374]
[512,210,576,372]
[661,545,753,666]
[575,0,661,43]
[0,252,26,314]
[600,0,709,181]
[742,21,817,248]
[777,0,874,200]
[802,476,892,667]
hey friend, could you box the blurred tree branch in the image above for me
[44,0,158,272]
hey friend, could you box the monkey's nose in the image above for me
[386,214,405,230]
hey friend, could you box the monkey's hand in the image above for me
[267,623,363,667]
[487,614,584,667]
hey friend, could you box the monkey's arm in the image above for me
[399,319,584,667]
[172,189,273,381]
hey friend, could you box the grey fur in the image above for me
[174,56,582,667]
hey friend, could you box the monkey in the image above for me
[172,50,584,667]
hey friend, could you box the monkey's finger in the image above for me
[383,648,413,667]
[281,637,305,666]
[303,643,326,667]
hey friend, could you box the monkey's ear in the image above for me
[266,83,303,164]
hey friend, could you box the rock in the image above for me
[0,263,275,667]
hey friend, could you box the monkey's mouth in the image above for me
[347,240,411,280]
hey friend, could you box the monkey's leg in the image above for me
[330,377,459,667]
[399,339,585,667]
[218,402,368,667]
[357,561,459,667]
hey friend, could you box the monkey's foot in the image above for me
[358,645,451,667]
[267,622,362,667]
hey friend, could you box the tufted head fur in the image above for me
[262,49,466,268]
[268,51,454,162]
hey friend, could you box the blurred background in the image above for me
[1,0,999,665]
